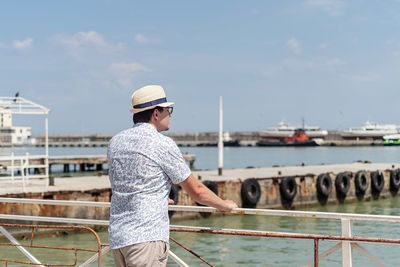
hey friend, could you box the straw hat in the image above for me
[129,85,174,114]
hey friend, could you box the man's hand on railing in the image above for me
[217,200,238,212]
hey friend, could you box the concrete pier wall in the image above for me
[0,163,399,221]
[0,189,111,224]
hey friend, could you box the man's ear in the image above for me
[153,109,159,121]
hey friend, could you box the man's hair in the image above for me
[133,107,164,124]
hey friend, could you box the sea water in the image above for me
[1,197,399,266]
[1,145,400,266]
[1,145,400,170]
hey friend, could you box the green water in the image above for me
[1,197,400,266]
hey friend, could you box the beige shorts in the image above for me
[112,241,169,267]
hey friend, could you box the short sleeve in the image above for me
[159,137,191,184]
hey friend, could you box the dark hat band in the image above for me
[133,97,167,109]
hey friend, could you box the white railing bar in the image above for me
[168,250,190,267]
[0,198,111,207]
[2,198,400,223]
[0,214,109,225]
[0,176,46,180]
[0,175,48,181]
[79,245,110,267]
[170,206,400,223]
[352,243,387,267]
[302,242,341,267]
[0,155,49,160]
[0,226,46,267]
[0,155,105,160]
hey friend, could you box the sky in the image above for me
[1,0,400,135]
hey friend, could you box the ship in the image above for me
[257,128,319,146]
[259,121,328,140]
[340,121,399,140]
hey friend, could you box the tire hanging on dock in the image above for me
[371,171,385,200]
[316,173,332,205]
[197,180,218,218]
[240,178,261,208]
[169,184,179,218]
[335,172,350,203]
[280,176,297,208]
[354,170,369,200]
[390,169,400,196]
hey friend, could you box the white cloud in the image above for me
[60,31,107,47]
[326,58,346,66]
[305,0,346,16]
[392,51,400,57]
[108,62,150,88]
[287,38,302,54]
[55,31,125,51]
[319,42,327,49]
[385,40,393,45]
[135,33,148,44]
[13,38,33,49]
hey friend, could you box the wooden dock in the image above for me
[0,154,196,172]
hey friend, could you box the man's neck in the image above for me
[148,121,161,132]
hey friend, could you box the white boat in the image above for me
[340,121,399,139]
[259,121,328,139]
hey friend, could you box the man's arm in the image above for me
[178,174,238,212]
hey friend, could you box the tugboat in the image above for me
[257,128,318,147]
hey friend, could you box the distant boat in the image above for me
[259,121,328,140]
[340,121,399,140]
[257,128,318,147]
[196,132,240,147]
[383,134,400,146]
[222,132,240,147]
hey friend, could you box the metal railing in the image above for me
[0,153,49,190]
[0,223,104,266]
[1,197,400,266]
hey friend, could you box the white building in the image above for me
[0,106,32,145]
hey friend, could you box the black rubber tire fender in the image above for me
[280,176,297,201]
[168,184,179,218]
[198,180,218,218]
[354,170,369,194]
[371,171,385,193]
[203,180,218,195]
[335,172,350,196]
[390,169,400,192]
[241,178,261,207]
[316,173,332,197]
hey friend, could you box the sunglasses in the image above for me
[167,106,174,115]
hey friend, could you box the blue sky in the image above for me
[1,0,400,135]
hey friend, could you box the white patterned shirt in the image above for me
[107,123,191,249]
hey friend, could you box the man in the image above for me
[108,85,238,267]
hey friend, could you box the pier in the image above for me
[1,162,399,219]
[27,131,389,147]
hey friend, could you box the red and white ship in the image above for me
[259,121,328,140]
